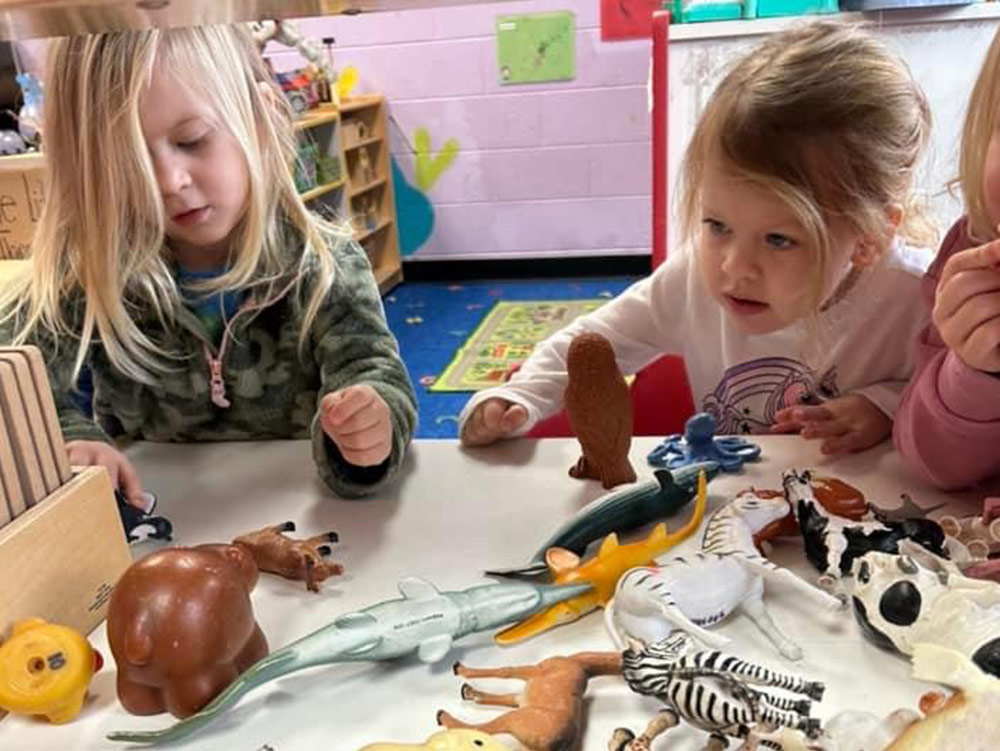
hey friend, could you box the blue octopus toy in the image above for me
[647,412,761,473]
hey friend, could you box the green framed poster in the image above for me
[496,11,576,85]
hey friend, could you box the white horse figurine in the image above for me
[606,489,845,660]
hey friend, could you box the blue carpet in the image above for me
[384,277,639,438]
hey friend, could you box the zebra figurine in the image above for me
[614,633,824,751]
[605,489,846,660]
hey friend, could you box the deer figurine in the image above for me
[436,652,624,751]
[232,521,342,593]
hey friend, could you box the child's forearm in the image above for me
[895,345,1000,489]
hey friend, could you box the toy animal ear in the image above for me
[879,581,922,626]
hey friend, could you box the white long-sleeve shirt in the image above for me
[459,242,932,436]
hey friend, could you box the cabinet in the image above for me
[295,94,402,295]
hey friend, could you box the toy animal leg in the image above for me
[438,707,577,751]
[748,561,845,611]
[712,659,823,701]
[628,709,679,750]
[461,683,521,708]
[116,675,166,715]
[454,661,539,681]
[739,596,802,661]
[656,603,730,648]
[701,734,729,751]
[757,693,811,718]
[600,460,637,490]
[569,454,596,481]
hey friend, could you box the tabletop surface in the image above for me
[0,436,989,750]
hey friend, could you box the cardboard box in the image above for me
[0,466,132,638]
[0,153,44,260]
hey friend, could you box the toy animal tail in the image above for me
[664,470,708,544]
[106,648,300,744]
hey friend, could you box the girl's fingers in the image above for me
[949,293,1000,347]
[934,270,1000,323]
[801,419,848,440]
[939,240,1000,287]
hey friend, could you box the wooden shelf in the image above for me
[294,108,339,131]
[374,265,404,296]
[349,177,387,198]
[343,135,382,152]
[338,94,385,113]
[355,218,391,243]
[300,179,346,203]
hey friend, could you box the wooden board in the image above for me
[0,352,60,494]
[0,359,46,507]
[0,346,72,484]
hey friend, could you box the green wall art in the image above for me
[496,11,576,85]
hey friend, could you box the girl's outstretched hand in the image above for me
[460,398,528,447]
[933,238,1000,374]
[66,439,145,507]
[320,384,393,467]
[771,394,891,455]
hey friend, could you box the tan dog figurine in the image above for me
[565,332,636,489]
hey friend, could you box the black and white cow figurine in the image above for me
[782,469,946,592]
[850,541,1000,678]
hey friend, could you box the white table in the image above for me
[0,437,989,750]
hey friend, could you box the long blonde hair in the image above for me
[959,25,1000,243]
[0,24,351,383]
[678,21,932,309]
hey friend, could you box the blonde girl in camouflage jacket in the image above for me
[0,25,416,500]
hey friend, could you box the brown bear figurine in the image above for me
[107,544,269,719]
[564,332,636,490]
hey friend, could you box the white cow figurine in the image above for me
[850,541,1000,677]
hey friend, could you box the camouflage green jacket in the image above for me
[3,241,417,498]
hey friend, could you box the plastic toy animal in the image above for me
[606,488,844,660]
[232,521,342,593]
[107,545,269,719]
[358,729,509,751]
[0,618,103,723]
[436,651,624,751]
[115,489,173,544]
[494,472,707,645]
[618,634,823,749]
[565,332,637,489]
[783,470,947,594]
[647,412,761,473]
[754,475,869,546]
[107,578,593,745]
[851,542,1000,677]
[487,463,718,579]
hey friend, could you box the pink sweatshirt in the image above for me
[894,218,1000,489]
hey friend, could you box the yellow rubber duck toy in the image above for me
[0,617,102,723]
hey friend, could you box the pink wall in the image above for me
[267,0,652,261]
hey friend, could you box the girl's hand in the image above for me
[460,398,528,446]
[772,394,891,454]
[933,239,1000,374]
[66,440,145,507]
[320,385,393,467]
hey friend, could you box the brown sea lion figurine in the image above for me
[564,332,636,489]
[107,544,269,719]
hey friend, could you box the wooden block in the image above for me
[0,346,72,484]
[0,419,25,518]
[0,352,61,494]
[0,445,10,528]
[0,467,132,638]
[0,359,47,507]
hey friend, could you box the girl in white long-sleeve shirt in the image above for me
[460,21,934,455]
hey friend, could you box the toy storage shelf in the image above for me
[295,93,402,295]
[0,0,504,41]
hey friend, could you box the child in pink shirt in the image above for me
[894,29,1000,489]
